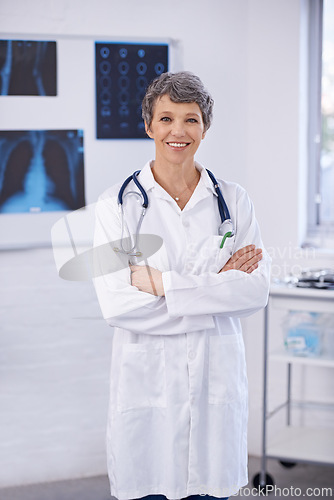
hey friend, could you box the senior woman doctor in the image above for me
[93,71,271,500]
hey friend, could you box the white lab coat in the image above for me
[93,161,271,500]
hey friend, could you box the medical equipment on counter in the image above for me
[295,269,334,289]
[116,169,235,259]
[280,269,334,290]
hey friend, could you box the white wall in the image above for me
[0,249,111,486]
[0,0,333,488]
[0,0,248,248]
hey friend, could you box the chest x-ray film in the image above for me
[0,40,57,96]
[0,130,85,214]
[95,42,168,139]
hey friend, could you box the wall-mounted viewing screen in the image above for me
[95,42,168,139]
[0,130,85,214]
[0,40,57,96]
[0,35,176,247]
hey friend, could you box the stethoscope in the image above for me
[116,169,235,261]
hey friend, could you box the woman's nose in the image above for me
[171,120,185,137]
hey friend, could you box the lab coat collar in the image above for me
[137,161,156,192]
[138,160,218,200]
[196,162,219,197]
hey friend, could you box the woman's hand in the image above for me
[219,245,262,274]
[130,265,165,296]
[130,246,262,295]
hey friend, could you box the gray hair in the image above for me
[142,71,214,132]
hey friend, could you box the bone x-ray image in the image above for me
[0,40,57,96]
[95,42,168,139]
[0,130,85,213]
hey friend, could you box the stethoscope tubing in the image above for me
[117,168,235,258]
[119,169,231,222]
[205,169,231,223]
[118,170,148,208]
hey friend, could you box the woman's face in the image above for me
[145,94,206,167]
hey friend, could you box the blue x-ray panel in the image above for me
[0,130,85,213]
[95,42,168,139]
[0,40,57,96]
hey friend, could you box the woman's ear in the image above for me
[145,122,154,139]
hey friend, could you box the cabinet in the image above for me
[253,284,334,491]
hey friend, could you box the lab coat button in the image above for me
[188,350,196,361]
[182,218,189,227]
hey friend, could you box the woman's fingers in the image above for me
[238,248,262,272]
[245,263,259,274]
[219,245,262,273]
[129,265,165,296]
[231,246,261,268]
[229,245,255,264]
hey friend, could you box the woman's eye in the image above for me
[187,118,198,123]
[161,117,171,122]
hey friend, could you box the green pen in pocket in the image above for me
[220,231,233,249]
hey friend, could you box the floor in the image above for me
[0,456,333,500]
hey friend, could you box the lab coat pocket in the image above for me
[191,235,232,274]
[204,235,235,274]
[117,340,167,412]
[208,334,247,405]
[216,234,235,272]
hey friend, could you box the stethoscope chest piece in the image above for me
[218,219,234,237]
[218,219,235,249]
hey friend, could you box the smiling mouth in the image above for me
[166,142,190,148]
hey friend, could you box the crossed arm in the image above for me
[94,187,270,329]
[131,244,263,296]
